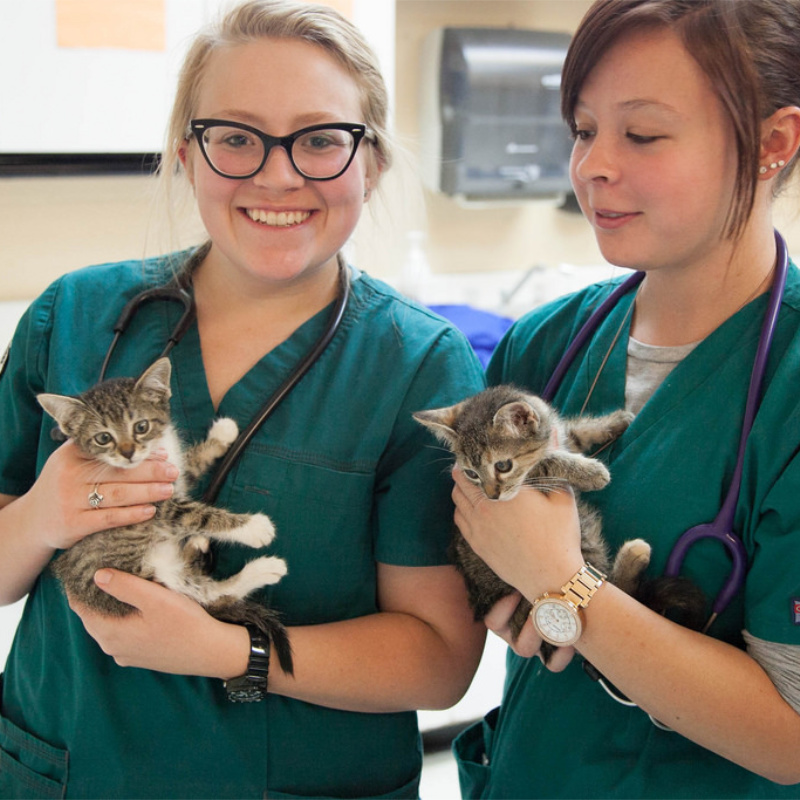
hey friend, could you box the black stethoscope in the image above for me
[97,255,350,504]
[542,230,789,724]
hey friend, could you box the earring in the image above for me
[759,165,768,174]
[779,160,786,167]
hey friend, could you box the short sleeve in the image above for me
[0,284,58,496]
[373,327,485,566]
[746,451,800,645]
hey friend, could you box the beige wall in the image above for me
[0,175,186,301]
[379,0,800,278]
[2,0,800,301]
[383,0,600,278]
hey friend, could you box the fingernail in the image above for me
[164,464,180,481]
[158,483,174,499]
[95,569,112,586]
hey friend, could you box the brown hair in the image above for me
[159,0,391,191]
[561,0,800,239]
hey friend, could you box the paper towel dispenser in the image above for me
[420,27,573,201]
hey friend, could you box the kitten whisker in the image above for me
[523,477,571,495]
[422,444,456,457]
[40,357,294,676]
[411,385,700,666]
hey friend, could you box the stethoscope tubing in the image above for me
[201,266,350,503]
[98,258,350,504]
[563,231,790,724]
[664,230,788,617]
[99,285,196,383]
[541,270,644,403]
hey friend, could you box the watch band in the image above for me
[530,562,607,647]
[224,625,270,703]
[561,563,606,608]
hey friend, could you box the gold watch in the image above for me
[530,563,606,647]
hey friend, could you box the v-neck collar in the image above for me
[553,280,779,463]
[164,288,341,441]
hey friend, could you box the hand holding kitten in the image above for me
[23,438,179,552]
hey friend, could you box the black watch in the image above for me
[224,625,270,703]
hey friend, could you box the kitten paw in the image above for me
[578,460,611,491]
[246,555,288,586]
[608,410,635,437]
[617,538,651,566]
[186,534,210,554]
[236,513,277,548]
[208,418,239,446]
[611,538,652,594]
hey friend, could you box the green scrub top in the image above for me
[454,265,800,799]
[0,252,485,800]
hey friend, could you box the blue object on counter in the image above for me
[428,304,514,367]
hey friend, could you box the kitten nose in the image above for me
[119,442,135,460]
[487,484,501,500]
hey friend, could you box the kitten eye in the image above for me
[134,420,150,436]
[463,469,481,482]
[94,432,113,446]
[495,460,513,474]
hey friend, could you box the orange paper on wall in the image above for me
[305,0,353,17]
[56,0,166,52]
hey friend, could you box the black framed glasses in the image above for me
[188,119,375,181]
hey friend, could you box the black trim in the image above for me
[0,153,161,177]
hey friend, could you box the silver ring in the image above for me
[88,484,104,510]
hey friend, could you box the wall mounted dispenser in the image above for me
[420,27,573,202]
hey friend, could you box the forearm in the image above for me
[82,563,485,715]
[0,493,55,605]
[575,583,800,785]
[100,600,482,713]
[454,475,800,783]
[266,611,483,713]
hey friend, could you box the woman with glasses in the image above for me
[0,2,485,797]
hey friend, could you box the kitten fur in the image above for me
[414,384,705,663]
[37,358,293,675]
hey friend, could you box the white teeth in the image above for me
[246,209,311,226]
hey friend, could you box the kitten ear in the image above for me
[413,403,463,446]
[37,393,88,438]
[493,401,539,436]
[135,358,172,403]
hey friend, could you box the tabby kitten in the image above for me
[38,357,293,674]
[414,384,705,662]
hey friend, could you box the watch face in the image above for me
[532,598,581,646]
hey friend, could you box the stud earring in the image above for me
[779,160,786,167]
[759,165,768,174]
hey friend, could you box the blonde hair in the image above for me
[157,0,392,211]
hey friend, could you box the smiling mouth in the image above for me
[245,209,311,227]
[597,210,632,219]
[593,209,642,228]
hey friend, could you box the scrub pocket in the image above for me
[453,706,500,800]
[265,772,420,799]
[0,685,68,799]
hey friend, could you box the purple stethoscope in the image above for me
[541,231,788,721]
